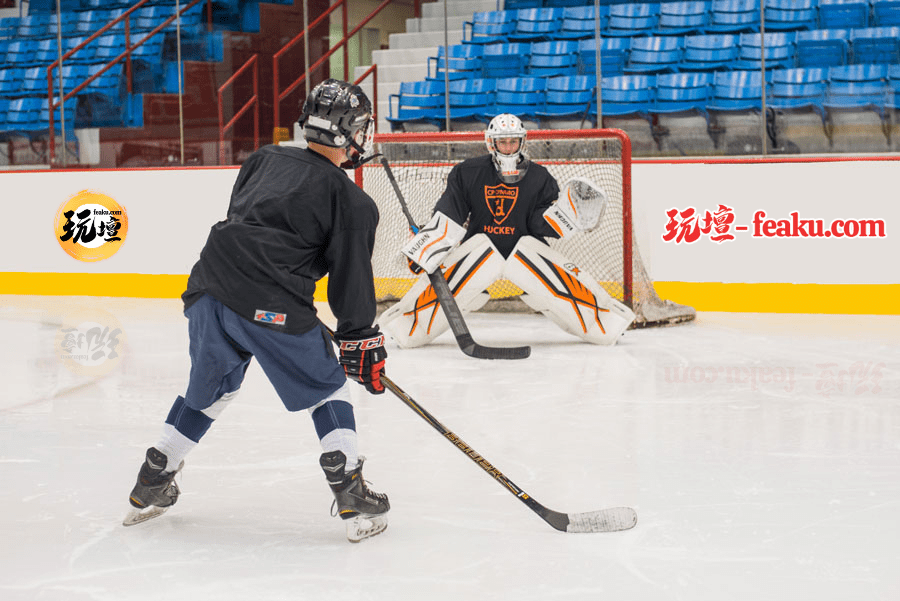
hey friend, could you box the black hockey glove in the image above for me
[336,333,387,395]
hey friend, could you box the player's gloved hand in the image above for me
[336,332,387,394]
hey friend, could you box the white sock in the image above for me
[319,428,359,472]
[154,424,197,474]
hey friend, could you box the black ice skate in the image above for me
[122,447,183,527]
[320,450,389,542]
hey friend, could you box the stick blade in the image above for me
[566,507,637,533]
[458,334,531,360]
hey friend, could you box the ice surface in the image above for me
[1,295,898,601]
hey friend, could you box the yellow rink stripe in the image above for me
[0,273,897,315]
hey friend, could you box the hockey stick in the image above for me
[379,372,637,533]
[378,155,530,360]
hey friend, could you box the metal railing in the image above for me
[272,0,419,132]
[218,54,259,165]
[46,0,212,165]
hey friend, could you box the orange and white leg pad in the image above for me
[504,237,635,345]
[379,234,504,348]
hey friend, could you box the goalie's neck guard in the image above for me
[493,155,530,184]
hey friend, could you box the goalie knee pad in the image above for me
[503,237,635,345]
[379,234,504,348]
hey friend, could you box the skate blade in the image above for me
[123,505,169,527]
[345,514,388,543]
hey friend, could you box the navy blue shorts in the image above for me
[182,294,346,412]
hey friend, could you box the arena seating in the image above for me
[0,0,286,143]
[384,0,900,155]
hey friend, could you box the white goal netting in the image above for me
[357,129,694,327]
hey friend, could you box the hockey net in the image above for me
[356,129,694,328]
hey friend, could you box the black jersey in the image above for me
[434,154,561,258]
[183,144,379,338]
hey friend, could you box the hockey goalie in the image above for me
[378,114,635,348]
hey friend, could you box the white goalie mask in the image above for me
[485,114,528,184]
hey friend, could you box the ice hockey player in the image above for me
[379,113,635,347]
[124,79,390,543]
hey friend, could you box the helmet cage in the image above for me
[484,114,527,183]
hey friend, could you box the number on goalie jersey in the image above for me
[379,114,635,347]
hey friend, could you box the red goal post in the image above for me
[355,128,694,328]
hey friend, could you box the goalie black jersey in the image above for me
[182,144,380,338]
[434,154,561,258]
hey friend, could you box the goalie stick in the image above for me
[378,155,530,360]
[379,371,637,533]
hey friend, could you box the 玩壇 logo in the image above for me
[54,190,128,262]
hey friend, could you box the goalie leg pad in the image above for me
[503,237,635,345]
[379,234,504,348]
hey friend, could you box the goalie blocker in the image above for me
[379,234,635,347]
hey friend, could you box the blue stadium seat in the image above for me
[527,40,579,78]
[818,0,869,29]
[5,40,38,67]
[0,98,9,133]
[764,0,818,32]
[768,67,829,111]
[490,76,546,120]
[735,32,797,70]
[16,14,52,39]
[509,8,564,42]
[825,63,890,109]
[655,1,711,36]
[63,37,98,65]
[600,74,656,116]
[134,5,172,33]
[707,70,766,111]
[83,63,123,97]
[707,0,760,33]
[462,11,517,45]
[0,67,25,98]
[504,0,543,9]
[887,63,900,107]
[626,36,684,74]
[427,44,483,81]
[38,101,77,133]
[59,64,89,93]
[606,3,659,37]
[22,67,50,96]
[387,80,446,131]
[796,29,851,67]
[481,42,531,79]
[557,6,607,41]
[850,27,900,64]
[680,33,741,70]
[873,0,900,26]
[447,77,495,122]
[537,74,597,122]
[0,17,19,40]
[5,97,43,132]
[0,38,8,63]
[33,38,61,66]
[578,37,630,76]
[653,71,714,114]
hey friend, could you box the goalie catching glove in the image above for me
[400,211,466,274]
[336,332,387,395]
[543,177,608,239]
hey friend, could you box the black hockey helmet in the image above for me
[298,78,374,167]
